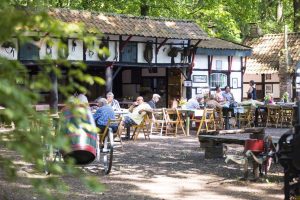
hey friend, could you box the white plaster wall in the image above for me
[191,70,209,88]
[271,84,280,98]
[231,56,241,70]
[39,39,59,59]
[211,56,229,70]
[243,74,261,82]
[265,73,279,82]
[0,39,18,60]
[230,72,242,88]
[193,55,208,70]
[231,88,242,102]
[192,87,210,97]
[85,41,119,62]
[156,44,182,63]
[67,39,83,60]
[242,84,249,98]
[138,42,155,63]
[141,68,166,76]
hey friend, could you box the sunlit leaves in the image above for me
[0,3,106,198]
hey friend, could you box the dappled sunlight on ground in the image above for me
[0,128,285,199]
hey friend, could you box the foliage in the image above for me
[17,0,299,42]
[0,1,105,199]
[282,91,289,100]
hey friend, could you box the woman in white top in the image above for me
[215,86,225,103]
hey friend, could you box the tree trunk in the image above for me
[294,0,300,32]
[140,0,149,16]
[279,49,293,100]
[277,0,283,22]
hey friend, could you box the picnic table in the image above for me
[199,128,290,159]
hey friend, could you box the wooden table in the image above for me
[177,109,203,136]
[199,128,290,158]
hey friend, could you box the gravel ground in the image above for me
[0,128,288,200]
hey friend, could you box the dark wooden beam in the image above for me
[208,55,213,74]
[112,66,122,80]
[119,35,133,53]
[193,39,202,49]
[156,38,168,54]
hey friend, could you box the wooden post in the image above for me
[49,70,58,114]
[106,66,113,93]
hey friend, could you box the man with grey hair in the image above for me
[147,93,161,109]
[106,92,121,111]
[93,98,117,132]
[186,94,203,109]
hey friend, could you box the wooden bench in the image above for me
[198,128,285,159]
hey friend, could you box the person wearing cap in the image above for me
[186,94,203,109]
[147,94,161,109]
[247,80,257,100]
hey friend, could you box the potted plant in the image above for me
[264,94,270,105]
[282,92,289,103]
[179,98,187,109]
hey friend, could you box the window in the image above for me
[121,42,137,62]
[210,73,227,88]
[19,42,40,60]
[265,74,272,80]
[216,60,222,70]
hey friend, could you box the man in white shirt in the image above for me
[186,94,203,109]
[118,96,152,139]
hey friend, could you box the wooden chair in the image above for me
[214,107,224,130]
[238,105,255,128]
[150,109,165,136]
[99,118,123,149]
[280,106,294,128]
[266,105,281,128]
[164,108,186,136]
[131,114,150,141]
[195,108,216,136]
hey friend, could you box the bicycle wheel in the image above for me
[101,128,114,174]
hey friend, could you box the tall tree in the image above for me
[294,0,300,31]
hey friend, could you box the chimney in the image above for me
[248,23,263,38]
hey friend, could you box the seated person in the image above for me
[106,92,121,111]
[205,94,223,109]
[93,98,117,133]
[222,86,235,103]
[118,96,152,139]
[186,94,203,109]
[171,97,179,109]
[147,93,161,109]
[215,86,225,103]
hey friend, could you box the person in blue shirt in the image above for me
[222,86,235,102]
[93,98,117,132]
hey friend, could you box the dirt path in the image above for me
[0,128,286,200]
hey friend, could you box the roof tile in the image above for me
[244,33,300,74]
[48,8,209,40]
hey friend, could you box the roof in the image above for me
[48,8,209,40]
[198,38,251,50]
[243,33,300,74]
[195,38,252,57]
